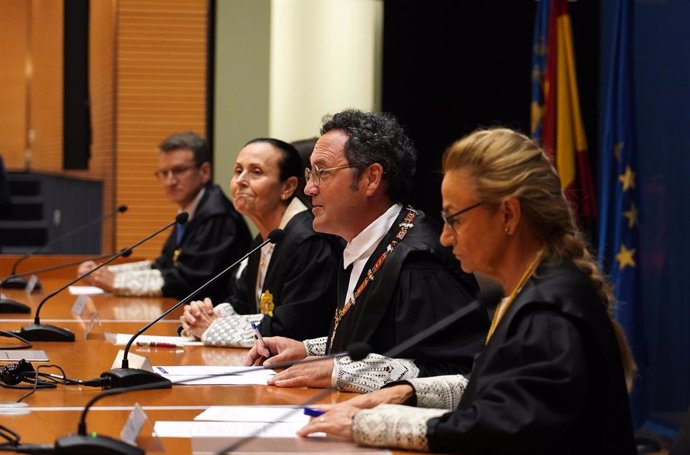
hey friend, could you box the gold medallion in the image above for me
[259,290,274,316]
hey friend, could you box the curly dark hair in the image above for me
[320,109,417,204]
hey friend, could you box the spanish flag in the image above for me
[531,0,596,225]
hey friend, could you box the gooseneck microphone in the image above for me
[50,342,368,455]
[0,250,133,315]
[3,204,128,290]
[100,228,286,389]
[12,212,189,343]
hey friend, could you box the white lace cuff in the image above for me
[303,337,327,356]
[214,302,238,317]
[201,312,264,347]
[112,268,163,296]
[108,260,153,273]
[408,374,468,409]
[333,354,419,393]
[352,404,446,451]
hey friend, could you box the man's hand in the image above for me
[179,298,217,339]
[267,358,334,388]
[297,403,362,441]
[77,260,114,292]
[243,336,306,366]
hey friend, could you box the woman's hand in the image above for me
[243,336,306,366]
[179,298,217,339]
[297,403,362,441]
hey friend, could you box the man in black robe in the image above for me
[245,110,488,392]
[78,132,251,302]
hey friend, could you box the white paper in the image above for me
[153,365,275,385]
[68,285,105,295]
[107,333,203,346]
[153,421,316,438]
[195,406,309,423]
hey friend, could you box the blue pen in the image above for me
[250,322,271,357]
[303,407,325,417]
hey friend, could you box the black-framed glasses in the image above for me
[154,164,198,181]
[304,164,358,186]
[441,201,483,233]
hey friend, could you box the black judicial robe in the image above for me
[154,183,252,302]
[328,206,487,376]
[427,260,636,455]
[228,209,342,340]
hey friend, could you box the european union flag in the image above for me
[597,0,648,428]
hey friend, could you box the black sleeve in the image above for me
[227,264,254,315]
[0,156,11,217]
[390,256,488,377]
[259,236,339,340]
[154,215,249,302]
[427,311,589,455]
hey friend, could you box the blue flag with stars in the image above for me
[597,0,648,428]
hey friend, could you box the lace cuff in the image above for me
[334,354,419,393]
[112,268,163,297]
[352,404,446,451]
[408,374,468,409]
[108,260,153,273]
[214,303,238,317]
[201,312,264,347]
[303,337,327,356]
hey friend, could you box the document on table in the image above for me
[153,365,275,385]
[154,421,311,438]
[106,333,203,346]
[68,285,105,295]
[195,406,309,423]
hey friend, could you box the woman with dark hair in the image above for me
[180,138,342,346]
[298,128,636,454]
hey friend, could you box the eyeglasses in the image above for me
[441,201,483,233]
[304,164,358,186]
[154,164,198,181]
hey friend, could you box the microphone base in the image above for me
[2,276,41,291]
[55,434,144,455]
[0,298,31,313]
[100,368,172,389]
[16,324,75,342]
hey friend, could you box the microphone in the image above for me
[0,250,135,315]
[382,282,503,358]
[100,228,285,389]
[3,204,128,290]
[54,342,368,455]
[12,212,188,342]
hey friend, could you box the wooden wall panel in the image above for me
[28,0,63,172]
[90,0,117,252]
[0,1,28,169]
[115,0,207,258]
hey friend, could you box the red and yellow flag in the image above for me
[532,0,596,223]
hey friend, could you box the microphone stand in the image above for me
[3,205,128,290]
[100,229,285,389]
[12,212,188,342]
[0,251,129,314]
[54,343,369,455]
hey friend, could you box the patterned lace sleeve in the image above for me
[214,303,238,317]
[201,312,263,347]
[352,404,447,451]
[408,374,468,409]
[108,260,153,273]
[333,354,419,393]
[112,268,164,297]
[303,337,327,356]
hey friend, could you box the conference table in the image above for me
[0,256,412,454]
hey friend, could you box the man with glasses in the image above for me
[78,131,251,301]
[245,109,488,393]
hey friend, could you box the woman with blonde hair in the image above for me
[299,128,636,454]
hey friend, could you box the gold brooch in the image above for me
[173,248,182,264]
[259,290,274,316]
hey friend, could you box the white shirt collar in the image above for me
[179,187,206,222]
[343,203,403,269]
[278,198,308,229]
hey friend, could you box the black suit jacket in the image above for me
[154,183,252,302]
[229,209,343,340]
